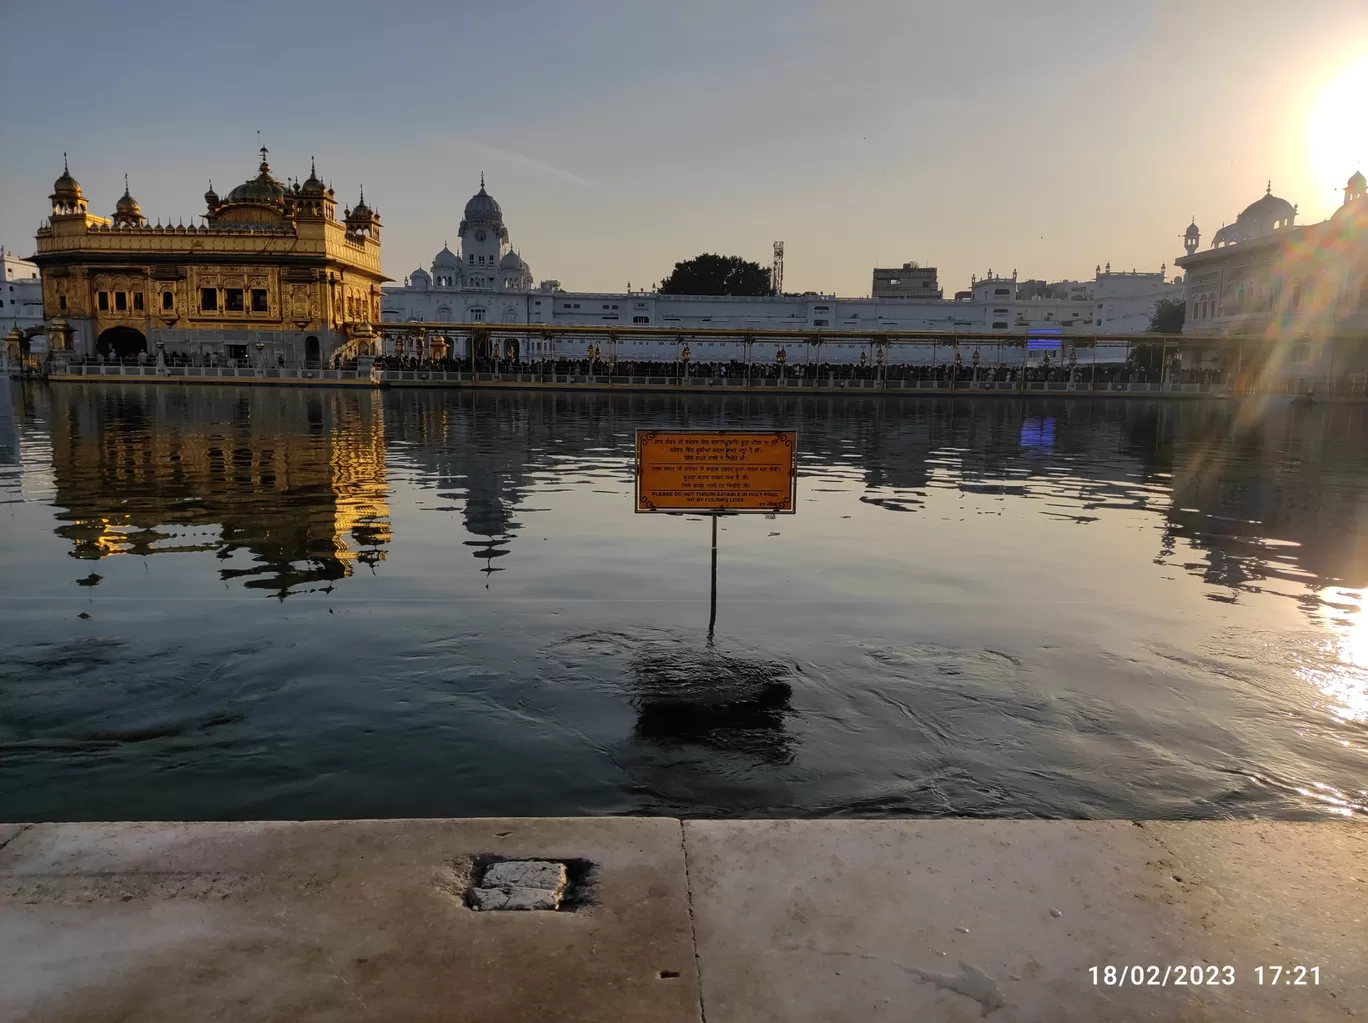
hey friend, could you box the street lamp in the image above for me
[680,343,692,378]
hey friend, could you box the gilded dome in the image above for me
[300,157,327,197]
[50,154,83,205]
[348,186,373,220]
[115,176,140,216]
[225,152,288,206]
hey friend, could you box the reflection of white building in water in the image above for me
[381,181,1185,363]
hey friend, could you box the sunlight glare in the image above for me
[1308,55,1368,207]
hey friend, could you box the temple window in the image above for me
[114,292,127,311]
[98,291,109,311]
[58,295,67,311]
[468,255,474,265]
[133,292,144,311]
[201,288,217,311]
[251,289,268,312]
[226,288,244,312]
[162,291,174,310]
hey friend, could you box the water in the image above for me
[1,382,1365,822]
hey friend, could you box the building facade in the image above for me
[871,262,942,299]
[27,152,387,366]
[1,247,45,342]
[381,181,1184,364]
[1176,175,1368,377]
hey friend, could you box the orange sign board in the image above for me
[636,430,797,513]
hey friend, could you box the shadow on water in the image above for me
[630,647,797,763]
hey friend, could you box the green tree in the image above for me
[659,254,774,296]
[1148,296,1186,334]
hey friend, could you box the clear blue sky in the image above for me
[3,0,1366,295]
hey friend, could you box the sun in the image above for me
[1308,55,1368,208]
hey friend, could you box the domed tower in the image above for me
[344,186,380,241]
[49,154,87,215]
[204,180,220,216]
[1183,217,1200,255]
[296,157,336,220]
[1345,170,1366,207]
[112,175,146,227]
[430,243,462,289]
[499,248,533,290]
[458,174,507,273]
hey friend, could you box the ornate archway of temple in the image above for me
[96,326,147,360]
[305,335,321,366]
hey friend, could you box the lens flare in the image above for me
[1308,55,1368,211]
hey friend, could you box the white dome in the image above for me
[432,245,459,268]
[499,249,525,270]
[464,185,502,222]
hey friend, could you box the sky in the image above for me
[3,0,1367,297]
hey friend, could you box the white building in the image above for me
[1,246,45,342]
[381,182,1184,363]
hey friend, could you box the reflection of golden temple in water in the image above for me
[36,385,390,596]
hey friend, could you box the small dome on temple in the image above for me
[300,157,327,197]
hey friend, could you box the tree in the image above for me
[1149,296,1186,334]
[659,254,774,296]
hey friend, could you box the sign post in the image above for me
[635,430,797,640]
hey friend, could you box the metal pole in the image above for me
[708,513,718,641]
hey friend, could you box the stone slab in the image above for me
[0,824,30,852]
[470,885,562,912]
[683,820,1367,1022]
[0,819,701,1023]
[480,860,567,892]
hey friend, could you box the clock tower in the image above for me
[457,174,507,287]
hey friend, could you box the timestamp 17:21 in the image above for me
[1257,966,1320,985]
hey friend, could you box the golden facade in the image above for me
[30,150,388,365]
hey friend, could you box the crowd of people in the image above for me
[370,354,1230,386]
[60,349,1231,387]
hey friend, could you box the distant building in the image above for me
[1,247,45,340]
[871,262,941,299]
[381,181,1181,363]
[24,152,386,365]
[1176,174,1368,378]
